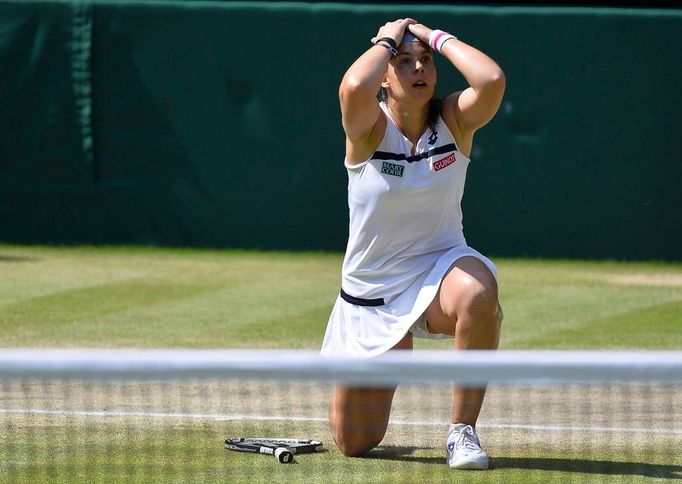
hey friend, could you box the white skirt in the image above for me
[320,245,497,358]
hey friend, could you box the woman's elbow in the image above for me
[489,67,506,90]
[484,68,506,98]
[340,75,366,99]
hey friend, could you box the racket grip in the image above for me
[274,447,294,463]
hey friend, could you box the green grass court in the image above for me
[1,245,681,482]
[2,245,680,350]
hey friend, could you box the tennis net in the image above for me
[1,349,680,482]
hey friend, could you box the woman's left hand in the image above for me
[407,23,433,45]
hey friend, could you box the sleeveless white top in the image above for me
[321,103,496,358]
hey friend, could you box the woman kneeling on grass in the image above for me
[320,18,505,470]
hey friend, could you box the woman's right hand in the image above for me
[370,18,417,46]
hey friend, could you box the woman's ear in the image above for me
[381,74,390,89]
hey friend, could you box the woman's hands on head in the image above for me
[406,23,434,46]
[370,18,416,45]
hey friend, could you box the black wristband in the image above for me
[375,41,398,57]
[376,37,397,50]
[374,37,398,57]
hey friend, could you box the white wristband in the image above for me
[429,29,457,53]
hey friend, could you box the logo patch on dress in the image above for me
[433,152,456,171]
[381,161,404,177]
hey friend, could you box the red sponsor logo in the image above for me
[433,152,456,171]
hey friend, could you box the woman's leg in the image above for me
[423,256,503,425]
[328,333,413,457]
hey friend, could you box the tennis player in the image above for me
[321,18,505,470]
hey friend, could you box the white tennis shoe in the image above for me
[446,423,489,470]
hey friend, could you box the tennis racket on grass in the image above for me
[224,437,324,464]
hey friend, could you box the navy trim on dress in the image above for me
[371,143,457,164]
[340,288,385,307]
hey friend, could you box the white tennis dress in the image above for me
[321,103,497,358]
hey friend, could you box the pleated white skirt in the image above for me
[320,245,497,358]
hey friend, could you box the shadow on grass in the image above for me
[493,457,682,479]
[366,447,682,478]
[365,446,442,465]
[0,255,38,262]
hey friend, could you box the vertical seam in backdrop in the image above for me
[69,1,95,176]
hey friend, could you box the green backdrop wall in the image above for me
[1,2,680,260]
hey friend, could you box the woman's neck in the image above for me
[385,99,428,146]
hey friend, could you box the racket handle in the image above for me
[274,447,294,463]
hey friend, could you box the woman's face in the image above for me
[383,41,437,105]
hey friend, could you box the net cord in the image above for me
[1,349,681,384]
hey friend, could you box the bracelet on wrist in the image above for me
[429,29,457,53]
[376,36,397,50]
[374,37,398,57]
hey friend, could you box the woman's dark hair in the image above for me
[426,97,442,132]
[377,88,442,132]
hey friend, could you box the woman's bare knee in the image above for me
[329,385,395,457]
[454,289,502,350]
[330,409,387,456]
[332,428,383,457]
[426,277,500,336]
[462,281,501,323]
